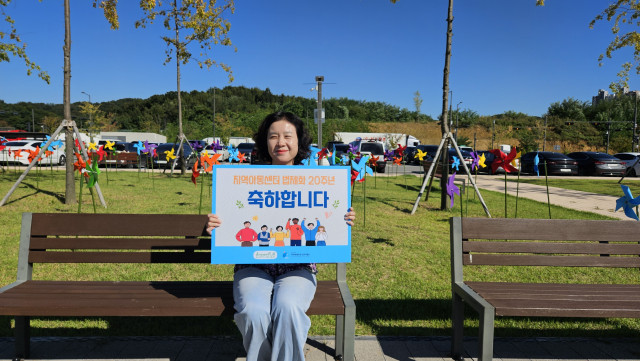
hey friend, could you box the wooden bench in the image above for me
[0,213,355,360]
[450,217,640,361]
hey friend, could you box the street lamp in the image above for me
[81,91,91,130]
[455,101,462,142]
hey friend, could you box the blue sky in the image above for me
[0,1,633,118]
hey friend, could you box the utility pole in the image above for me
[633,92,638,152]
[212,87,216,138]
[315,75,324,146]
[543,116,547,152]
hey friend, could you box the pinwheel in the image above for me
[308,146,322,165]
[201,153,221,172]
[368,156,380,168]
[104,141,115,151]
[451,155,460,171]
[95,145,106,162]
[27,146,41,164]
[470,152,480,171]
[446,172,460,208]
[142,141,152,154]
[384,149,395,162]
[615,184,640,221]
[73,153,88,176]
[489,148,519,174]
[49,139,63,151]
[191,159,200,185]
[352,155,373,182]
[211,140,223,151]
[228,147,240,162]
[393,156,402,165]
[348,143,358,155]
[87,142,98,152]
[40,135,50,149]
[164,148,176,162]
[133,141,144,155]
[414,149,428,162]
[85,158,100,187]
[317,147,332,162]
[395,145,407,157]
[12,149,23,160]
[510,150,522,169]
[478,153,487,169]
[237,152,247,163]
[533,153,540,177]
[74,139,82,152]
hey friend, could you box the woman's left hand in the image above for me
[344,207,356,226]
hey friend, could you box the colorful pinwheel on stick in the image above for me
[478,153,487,169]
[228,147,239,163]
[237,152,247,163]
[446,172,460,208]
[451,156,460,171]
[165,148,176,162]
[191,158,200,186]
[615,184,640,221]
[414,149,427,162]
[393,156,402,166]
[489,148,519,174]
[87,142,98,152]
[352,155,373,182]
[470,152,480,172]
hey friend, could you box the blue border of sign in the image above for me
[211,164,352,264]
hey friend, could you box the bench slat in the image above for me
[30,237,211,250]
[463,241,640,255]
[29,251,212,263]
[463,254,640,267]
[0,280,345,317]
[30,213,209,237]
[461,217,640,242]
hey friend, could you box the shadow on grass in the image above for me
[2,181,65,206]
[367,236,395,246]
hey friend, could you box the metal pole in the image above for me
[543,116,547,152]
[634,92,638,152]
[491,119,496,149]
[81,91,91,131]
[316,76,324,146]
[212,87,216,138]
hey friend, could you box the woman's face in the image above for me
[267,119,298,165]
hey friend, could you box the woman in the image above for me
[206,111,355,361]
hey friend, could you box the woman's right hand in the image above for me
[206,214,222,235]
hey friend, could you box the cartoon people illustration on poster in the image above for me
[302,218,320,246]
[270,226,289,247]
[286,218,304,246]
[236,221,258,247]
[257,225,270,247]
[315,226,328,246]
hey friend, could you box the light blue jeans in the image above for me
[233,267,317,361]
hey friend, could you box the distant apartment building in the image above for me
[592,88,640,106]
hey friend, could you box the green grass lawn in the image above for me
[0,168,638,339]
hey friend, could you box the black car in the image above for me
[152,143,197,169]
[474,150,498,174]
[567,151,626,176]
[520,151,578,176]
[329,143,349,165]
[408,144,440,165]
[234,142,256,164]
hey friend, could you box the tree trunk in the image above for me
[440,0,454,210]
[63,0,76,204]
[175,0,186,175]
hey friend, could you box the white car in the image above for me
[0,140,66,166]
[614,152,640,177]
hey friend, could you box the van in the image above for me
[350,140,386,173]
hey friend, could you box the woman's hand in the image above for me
[344,207,356,226]
[206,214,222,235]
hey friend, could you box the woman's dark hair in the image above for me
[253,111,312,165]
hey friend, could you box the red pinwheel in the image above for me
[489,148,519,173]
[393,156,402,165]
[95,145,106,162]
[317,147,332,161]
[368,156,380,168]
[191,159,200,186]
[237,152,247,163]
[350,169,360,185]
[27,146,42,164]
[73,153,88,178]
[395,145,407,157]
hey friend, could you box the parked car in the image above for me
[349,140,386,173]
[203,143,230,162]
[613,152,640,177]
[152,143,197,169]
[567,151,626,176]
[234,142,256,164]
[0,140,66,166]
[406,144,438,165]
[520,151,578,176]
[328,143,350,165]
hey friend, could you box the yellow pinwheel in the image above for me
[164,148,176,161]
[478,153,487,168]
[510,150,522,168]
[88,142,98,152]
[414,149,427,161]
[104,141,115,151]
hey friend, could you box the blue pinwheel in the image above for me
[351,155,373,182]
[228,146,239,162]
[446,172,460,208]
[451,155,460,171]
[133,141,144,155]
[330,144,337,165]
[470,152,479,171]
[306,146,321,165]
[533,152,540,176]
[615,184,640,221]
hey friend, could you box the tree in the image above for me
[413,90,423,122]
[96,0,235,174]
[0,0,50,83]
[63,0,75,204]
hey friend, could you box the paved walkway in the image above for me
[1,335,639,360]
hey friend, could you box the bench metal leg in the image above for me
[14,316,30,359]
[335,314,344,359]
[478,307,494,361]
[342,306,356,361]
[451,292,465,361]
